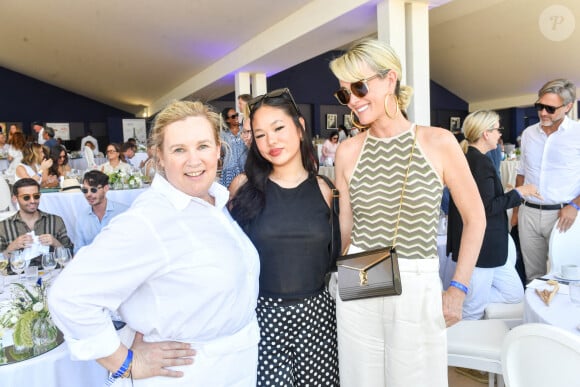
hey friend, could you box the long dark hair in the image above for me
[229,90,318,225]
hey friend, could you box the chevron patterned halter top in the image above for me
[349,125,443,259]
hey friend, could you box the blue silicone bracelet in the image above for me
[568,201,580,211]
[449,280,468,294]
[105,349,133,386]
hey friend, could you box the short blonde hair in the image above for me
[460,110,500,153]
[329,38,413,112]
[150,100,220,152]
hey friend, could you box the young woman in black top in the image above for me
[229,88,339,386]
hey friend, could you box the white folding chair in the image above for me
[548,219,580,276]
[501,323,580,387]
[447,319,508,387]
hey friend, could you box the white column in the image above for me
[377,0,431,125]
[377,0,406,84]
[235,72,251,112]
[405,1,430,125]
[570,99,578,120]
[251,73,268,96]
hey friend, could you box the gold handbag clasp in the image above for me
[359,269,368,286]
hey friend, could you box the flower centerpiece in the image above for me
[0,278,58,354]
[107,169,143,190]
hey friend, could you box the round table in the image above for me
[523,282,580,335]
[0,275,107,386]
[499,159,519,189]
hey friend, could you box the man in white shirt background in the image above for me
[80,131,99,155]
[32,121,45,144]
[513,78,580,281]
[74,170,128,253]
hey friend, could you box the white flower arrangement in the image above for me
[108,169,143,190]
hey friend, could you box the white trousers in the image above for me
[518,205,559,281]
[462,235,524,320]
[336,258,447,387]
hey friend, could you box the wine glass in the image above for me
[10,251,26,281]
[54,247,72,269]
[42,252,57,280]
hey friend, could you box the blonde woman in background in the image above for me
[329,38,485,386]
[5,131,25,183]
[447,110,539,320]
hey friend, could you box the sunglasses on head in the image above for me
[333,69,390,105]
[248,88,301,116]
[18,193,41,201]
[228,113,239,119]
[534,102,565,114]
[81,186,103,194]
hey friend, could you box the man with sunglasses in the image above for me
[74,170,128,253]
[514,78,580,282]
[0,178,73,270]
[219,107,246,188]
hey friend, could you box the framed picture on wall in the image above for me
[343,114,352,129]
[326,113,338,130]
[450,116,461,132]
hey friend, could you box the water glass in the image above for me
[569,281,580,307]
[25,265,39,284]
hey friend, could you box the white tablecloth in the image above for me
[38,188,147,249]
[68,157,107,171]
[0,159,9,172]
[500,159,519,189]
[523,281,580,335]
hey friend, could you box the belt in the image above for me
[523,201,566,211]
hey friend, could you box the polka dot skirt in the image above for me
[256,290,339,386]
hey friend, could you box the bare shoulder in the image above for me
[336,132,365,163]
[228,173,248,197]
[417,125,457,147]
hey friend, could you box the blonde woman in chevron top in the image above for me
[329,38,486,387]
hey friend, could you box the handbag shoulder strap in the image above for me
[392,126,418,248]
[318,174,340,267]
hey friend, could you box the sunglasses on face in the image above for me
[81,186,103,194]
[333,69,390,105]
[248,88,301,116]
[18,193,41,201]
[534,102,565,114]
[228,113,239,119]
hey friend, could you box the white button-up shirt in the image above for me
[516,116,580,204]
[49,174,260,364]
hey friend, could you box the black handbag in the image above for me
[336,130,417,301]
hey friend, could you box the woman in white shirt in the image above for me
[5,131,25,183]
[100,143,132,174]
[49,101,261,386]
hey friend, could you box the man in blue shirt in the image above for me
[74,170,128,253]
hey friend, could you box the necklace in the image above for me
[270,170,308,188]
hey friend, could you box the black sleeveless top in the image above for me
[245,175,332,299]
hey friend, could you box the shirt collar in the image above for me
[13,209,49,223]
[151,174,228,211]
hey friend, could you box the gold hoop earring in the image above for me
[350,110,368,130]
[384,94,400,119]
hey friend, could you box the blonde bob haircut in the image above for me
[150,100,221,152]
[329,38,413,112]
[460,110,500,154]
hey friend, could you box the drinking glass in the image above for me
[10,251,26,281]
[42,252,57,280]
[569,281,580,307]
[55,247,72,269]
